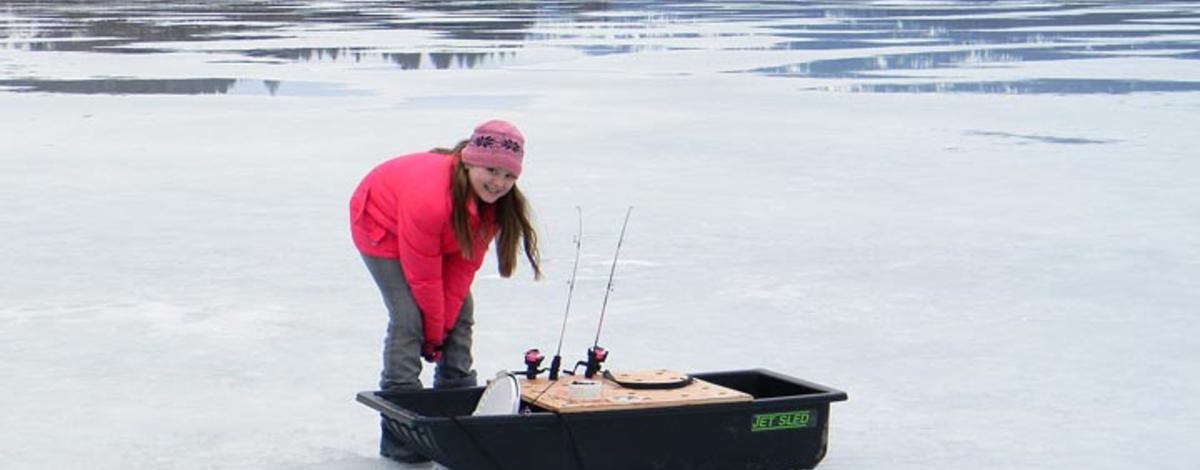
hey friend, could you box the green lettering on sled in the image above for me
[751,410,815,432]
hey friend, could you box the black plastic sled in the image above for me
[356,369,848,470]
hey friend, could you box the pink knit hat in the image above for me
[461,119,525,177]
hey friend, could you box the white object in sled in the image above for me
[474,371,521,415]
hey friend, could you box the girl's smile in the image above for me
[466,164,517,203]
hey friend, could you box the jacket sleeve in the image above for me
[396,208,447,346]
[442,245,488,332]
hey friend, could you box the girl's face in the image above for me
[465,164,517,204]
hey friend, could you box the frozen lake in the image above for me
[2,1,1198,469]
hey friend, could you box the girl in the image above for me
[349,119,541,462]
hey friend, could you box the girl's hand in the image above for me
[421,341,443,363]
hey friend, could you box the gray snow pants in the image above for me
[362,254,479,390]
[361,254,479,461]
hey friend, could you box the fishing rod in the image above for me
[569,206,690,389]
[575,206,633,379]
[550,207,583,380]
[524,206,634,381]
[523,207,583,381]
[522,207,689,396]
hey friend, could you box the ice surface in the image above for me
[2,1,1198,469]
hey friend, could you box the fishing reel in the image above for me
[521,346,608,380]
[522,348,547,380]
[559,347,609,378]
[568,346,608,379]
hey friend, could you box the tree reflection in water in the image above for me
[0,0,1197,95]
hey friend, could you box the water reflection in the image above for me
[240,48,515,70]
[829,79,1200,95]
[0,0,1197,95]
[737,3,1200,93]
[0,78,365,96]
[0,78,237,95]
[752,48,1082,79]
[0,0,555,52]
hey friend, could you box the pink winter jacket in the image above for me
[349,152,496,347]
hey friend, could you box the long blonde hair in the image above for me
[434,141,542,279]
